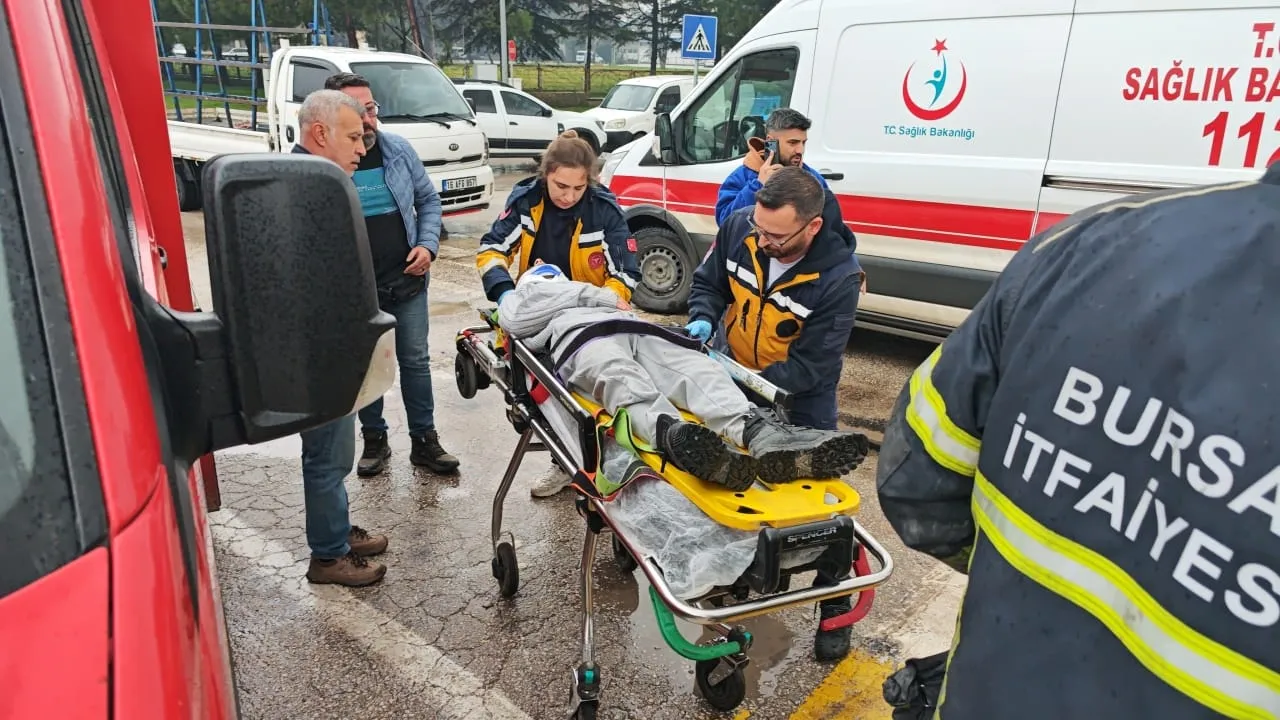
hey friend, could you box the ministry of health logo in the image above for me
[901,39,968,121]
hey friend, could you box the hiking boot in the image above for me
[656,414,759,492]
[348,525,388,557]
[531,462,573,498]
[743,409,870,483]
[815,596,853,662]
[411,430,460,474]
[305,550,387,587]
[357,430,392,477]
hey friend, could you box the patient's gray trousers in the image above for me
[557,334,752,447]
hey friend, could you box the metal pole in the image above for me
[693,59,699,83]
[499,0,509,82]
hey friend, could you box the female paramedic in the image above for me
[475,130,641,306]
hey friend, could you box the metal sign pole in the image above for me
[693,59,699,82]
[499,0,509,82]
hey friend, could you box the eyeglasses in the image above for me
[749,214,816,247]
[364,101,381,117]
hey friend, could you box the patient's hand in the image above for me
[617,298,631,310]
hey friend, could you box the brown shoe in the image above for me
[306,551,387,587]
[349,525,388,557]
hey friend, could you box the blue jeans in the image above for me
[359,283,436,436]
[301,413,356,559]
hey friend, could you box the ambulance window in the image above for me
[681,47,799,163]
[0,123,81,600]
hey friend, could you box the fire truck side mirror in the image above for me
[197,152,398,450]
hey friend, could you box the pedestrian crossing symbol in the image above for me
[686,25,711,54]
[680,13,717,61]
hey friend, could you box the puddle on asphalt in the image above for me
[600,564,803,701]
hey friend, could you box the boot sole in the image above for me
[411,457,461,474]
[666,423,759,492]
[757,434,869,483]
[305,566,387,587]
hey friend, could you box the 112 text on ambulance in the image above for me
[1123,21,1280,170]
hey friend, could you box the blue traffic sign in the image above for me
[680,14,717,61]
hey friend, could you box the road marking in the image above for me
[787,649,896,720]
[213,510,533,720]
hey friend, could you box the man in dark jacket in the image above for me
[876,162,1280,719]
[686,166,864,661]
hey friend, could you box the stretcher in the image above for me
[453,309,894,719]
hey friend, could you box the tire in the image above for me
[694,658,747,712]
[631,226,694,314]
[491,541,520,597]
[455,353,479,399]
[175,161,201,211]
[611,533,638,574]
[571,128,600,155]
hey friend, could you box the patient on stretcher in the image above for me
[495,263,870,491]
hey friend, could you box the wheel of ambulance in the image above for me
[695,657,747,712]
[570,127,600,155]
[611,533,638,574]
[631,226,694,314]
[455,353,479,399]
[492,541,519,597]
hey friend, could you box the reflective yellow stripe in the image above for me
[905,345,981,476]
[972,472,1280,719]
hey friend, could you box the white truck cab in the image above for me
[169,46,495,216]
[583,75,695,151]
[602,0,1273,334]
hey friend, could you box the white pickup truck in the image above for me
[170,45,495,216]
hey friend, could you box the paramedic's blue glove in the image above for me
[685,319,712,342]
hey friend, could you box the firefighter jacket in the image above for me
[876,163,1280,720]
[476,176,640,303]
[688,193,861,430]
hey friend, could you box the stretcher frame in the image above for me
[453,310,894,719]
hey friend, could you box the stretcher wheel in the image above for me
[611,534,638,574]
[491,541,519,597]
[695,658,746,712]
[455,353,479,399]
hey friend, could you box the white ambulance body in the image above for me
[601,0,1277,338]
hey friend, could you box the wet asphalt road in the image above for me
[182,167,966,720]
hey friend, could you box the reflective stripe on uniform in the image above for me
[972,472,1280,720]
[579,230,605,246]
[726,259,758,289]
[770,292,812,319]
[905,345,981,476]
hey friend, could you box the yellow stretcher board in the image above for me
[571,392,862,532]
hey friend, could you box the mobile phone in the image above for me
[764,138,780,161]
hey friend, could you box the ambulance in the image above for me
[600,0,1278,338]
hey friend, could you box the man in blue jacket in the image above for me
[686,166,864,662]
[715,108,827,225]
[326,73,459,477]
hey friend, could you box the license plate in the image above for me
[444,176,478,191]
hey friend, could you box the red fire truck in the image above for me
[0,0,394,716]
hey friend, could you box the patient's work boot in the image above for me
[655,414,759,492]
[743,409,870,483]
[814,596,854,662]
[357,430,391,477]
[411,430,461,474]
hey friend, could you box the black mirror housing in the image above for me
[655,112,676,165]
[201,152,396,449]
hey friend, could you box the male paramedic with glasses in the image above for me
[685,166,863,662]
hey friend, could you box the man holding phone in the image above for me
[715,108,827,225]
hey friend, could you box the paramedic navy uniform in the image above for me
[687,192,861,431]
[876,164,1280,719]
[476,176,640,303]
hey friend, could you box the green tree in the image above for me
[434,0,574,61]
[711,0,778,55]
[575,0,645,91]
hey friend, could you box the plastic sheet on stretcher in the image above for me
[539,381,828,600]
